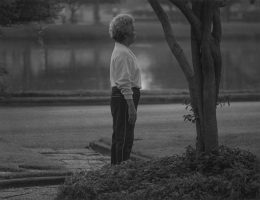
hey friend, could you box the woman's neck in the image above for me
[120,39,132,47]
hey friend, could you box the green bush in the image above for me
[56,146,260,200]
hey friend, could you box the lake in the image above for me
[0,38,259,93]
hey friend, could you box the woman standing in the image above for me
[109,14,141,165]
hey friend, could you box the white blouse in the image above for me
[110,42,141,99]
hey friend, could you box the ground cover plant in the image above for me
[56,146,260,200]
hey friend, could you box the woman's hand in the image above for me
[126,99,137,124]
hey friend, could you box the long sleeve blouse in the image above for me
[110,42,141,99]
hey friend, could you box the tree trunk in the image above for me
[23,46,32,92]
[148,0,221,154]
[93,0,100,24]
[191,2,205,153]
[190,1,219,153]
[224,6,231,22]
[200,0,219,153]
[70,8,77,24]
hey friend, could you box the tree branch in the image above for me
[212,7,221,43]
[168,0,202,40]
[202,0,214,43]
[211,7,222,102]
[147,0,194,80]
[190,2,205,151]
[200,0,215,104]
[215,0,228,7]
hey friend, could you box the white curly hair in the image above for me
[109,14,135,43]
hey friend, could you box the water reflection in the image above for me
[0,39,259,93]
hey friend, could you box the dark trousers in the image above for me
[110,87,140,165]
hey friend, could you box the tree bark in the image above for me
[212,7,222,102]
[70,8,76,24]
[200,0,218,152]
[93,0,100,24]
[191,2,205,153]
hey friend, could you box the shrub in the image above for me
[56,146,260,200]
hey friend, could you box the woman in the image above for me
[109,14,142,165]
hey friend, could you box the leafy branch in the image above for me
[183,95,231,123]
[183,98,198,123]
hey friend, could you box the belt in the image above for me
[111,87,140,97]
[112,86,140,91]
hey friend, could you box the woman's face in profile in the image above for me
[125,23,136,45]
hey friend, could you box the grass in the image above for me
[56,146,260,200]
[0,102,259,156]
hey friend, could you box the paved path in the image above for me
[0,148,110,180]
[0,148,110,200]
[38,148,110,172]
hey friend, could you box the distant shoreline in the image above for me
[1,22,259,106]
[1,22,260,41]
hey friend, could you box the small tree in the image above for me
[147,0,253,154]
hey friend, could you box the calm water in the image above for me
[0,39,259,93]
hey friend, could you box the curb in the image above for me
[0,176,67,189]
[0,170,72,180]
[0,171,72,189]
[89,140,152,162]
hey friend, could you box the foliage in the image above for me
[183,96,230,123]
[56,146,260,200]
[183,99,197,123]
[217,95,230,107]
[0,0,61,26]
